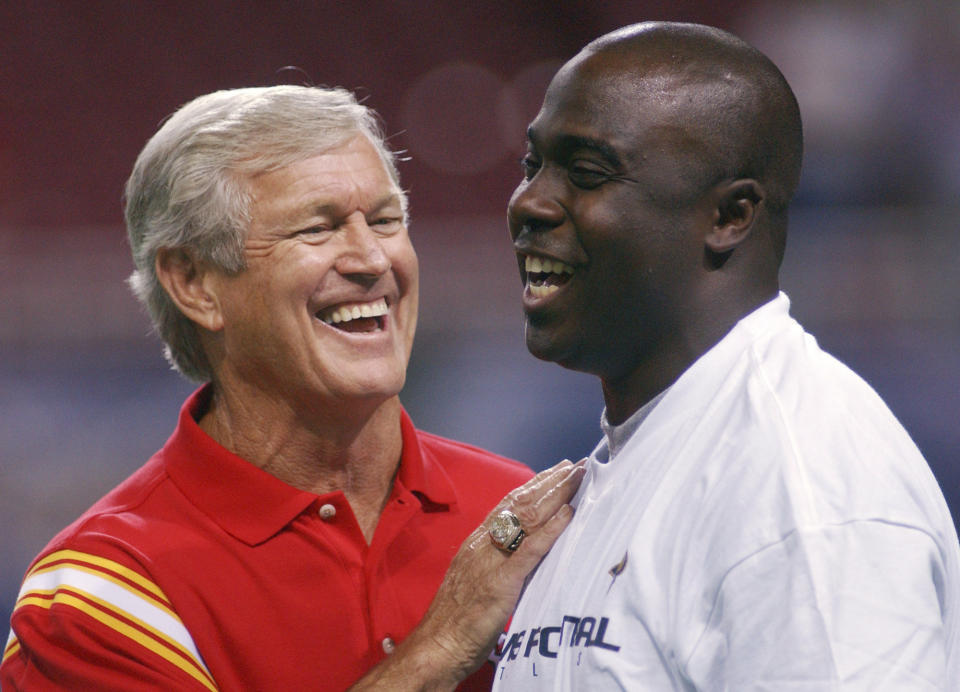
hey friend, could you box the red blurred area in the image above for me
[0,0,746,226]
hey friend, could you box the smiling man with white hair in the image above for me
[0,85,584,691]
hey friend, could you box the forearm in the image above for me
[348,626,468,692]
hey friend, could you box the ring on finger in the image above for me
[489,509,526,553]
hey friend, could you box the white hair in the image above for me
[124,85,406,381]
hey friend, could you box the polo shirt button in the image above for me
[318,503,336,520]
[382,636,396,655]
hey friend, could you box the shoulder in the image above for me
[26,451,207,586]
[415,428,533,487]
[650,305,955,569]
[414,432,533,520]
[744,318,940,514]
[4,458,214,690]
[42,456,170,554]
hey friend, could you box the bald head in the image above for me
[576,22,803,229]
[509,22,804,411]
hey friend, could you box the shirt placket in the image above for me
[363,485,422,662]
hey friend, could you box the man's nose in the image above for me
[336,213,391,276]
[508,173,565,237]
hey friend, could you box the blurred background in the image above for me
[2,0,958,630]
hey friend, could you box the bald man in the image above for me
[490,22,960,690]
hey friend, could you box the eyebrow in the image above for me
[278,192,405,229]
[307,192,405,219]
[527,127,624,168]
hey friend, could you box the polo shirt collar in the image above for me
[163,385,456,545]
[396,407,457,508]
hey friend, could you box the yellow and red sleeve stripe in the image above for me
[3,549,217,690]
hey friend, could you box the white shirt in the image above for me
[494,293,960,691]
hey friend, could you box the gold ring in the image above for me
[489,510,525,552]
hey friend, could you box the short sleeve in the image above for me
[685,521,948,691]
[1,549,216,691]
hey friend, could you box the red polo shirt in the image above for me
[2,387,532,691]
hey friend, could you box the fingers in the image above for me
[390,457,588,683]
[512,502,574,562]
[466,457,586,553]
[530,458,586,518]
[473,458,585,560]
[504,458,586,531]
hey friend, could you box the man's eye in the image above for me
[371,217,403,234]
[568,163,609,189]
[520,155,541,180]
[297,225,332,235]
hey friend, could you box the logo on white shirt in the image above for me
[607,550,628,593]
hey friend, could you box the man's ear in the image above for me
[155,248,225,332]
[706,179,763,254]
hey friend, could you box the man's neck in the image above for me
[601,289,777,425]
[198,386,404,542]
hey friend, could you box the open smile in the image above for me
[523,254,575,298]
[316,297,388,333]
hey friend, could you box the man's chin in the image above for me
[524,326,574,368]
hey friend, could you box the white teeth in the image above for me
[529,284,560,298]
[524,254,574,300]
[319,297,388,325]
[524,255,573,274]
